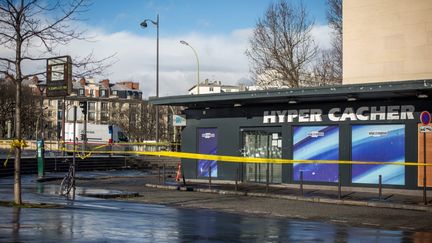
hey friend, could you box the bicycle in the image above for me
[60,159,75,197]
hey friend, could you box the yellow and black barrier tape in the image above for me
[59,148,432,167]
[3,139,28,167]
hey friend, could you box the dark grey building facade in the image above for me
[152,80,432,189]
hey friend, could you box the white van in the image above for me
[64,123,128,144]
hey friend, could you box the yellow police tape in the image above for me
[59,147,432,167]
[3,139,28,167]
[2,139,428,167]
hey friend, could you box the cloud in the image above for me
[311,24,333,50]
[1,22,331,98]
[58,28,255,98]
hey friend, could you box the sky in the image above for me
[17,0,332,98]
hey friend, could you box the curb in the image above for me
[144,183,432,212]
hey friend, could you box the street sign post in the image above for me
[46,56,72,97]
[419,111,431,205]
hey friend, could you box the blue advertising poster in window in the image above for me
[293,126,339,182]
[351,124,405,185]
[198,128,218,177]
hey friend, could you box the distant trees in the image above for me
[246,0,318,88]
[0,0,113,204]
[246,0,343,88]
[313,0,343,86]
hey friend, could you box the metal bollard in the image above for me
[378,175,382,200]
[162,164,166,185]
[209,165,212,189]
[235,168,239,191]
[338,173,342,200]
[158,166,161,184]
[300,171,304,196]
[266,163,269,193]
[181,164,187,186]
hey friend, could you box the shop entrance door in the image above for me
[241,130,282,183]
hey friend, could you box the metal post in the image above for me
[62,97,66,157]
[208,165,212,189]
[83,102,87,154]
[235,168,238,191]
[181,164,187,187]
[266,163,269,193]
[378,175,382,200]
[158,166,161,184]
[72,106,77,200]
[6,120,11,139]
[300,171,304,196]
[162,164,165,185]
[155,14,160,145]
[338,172,342,200]
[423,132,427,205]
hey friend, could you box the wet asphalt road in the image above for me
[0,197,429,243]
[1,173,432,242]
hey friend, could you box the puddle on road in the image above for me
[35,183,139,199]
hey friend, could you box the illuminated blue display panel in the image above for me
[293,126,339,182]
[351,124,405,185]
[198,128,218,177]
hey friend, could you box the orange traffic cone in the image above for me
[175,163,182,181]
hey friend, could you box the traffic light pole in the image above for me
[79,101,88,154]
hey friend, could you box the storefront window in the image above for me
[351,124,405,185]
[242,131,282,183]
[293,125,339,182]
[197,128,218,177]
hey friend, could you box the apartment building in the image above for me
[37,78,146,141]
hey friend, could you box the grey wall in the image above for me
[181,98,431,189]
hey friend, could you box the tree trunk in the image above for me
[14,80,22,205]
[14,30,23,204]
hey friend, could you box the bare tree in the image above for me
[0,0,113,204]
[312,49,342,86]
[327,0,342,82]
[246,0,318,88]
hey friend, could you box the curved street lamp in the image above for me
[140,14,160,143]
[180,40,200,95]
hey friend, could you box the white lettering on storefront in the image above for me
[263,105,415,123]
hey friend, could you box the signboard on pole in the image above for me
[172,115,186,126]
[420,111,432,133]
[46,56,72,97]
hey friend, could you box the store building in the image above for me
[151,80,432,189]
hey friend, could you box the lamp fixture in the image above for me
[347,96,357,102]
[417,93,428,99]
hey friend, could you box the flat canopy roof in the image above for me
[150,80,432,108]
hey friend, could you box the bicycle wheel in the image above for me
[60,175,72,196]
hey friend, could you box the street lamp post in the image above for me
[36,81,46,178]
[180,40,200,95]
[140,14,160,143]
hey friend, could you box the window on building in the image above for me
[101,89,106,97]
[88,112,96,121]
[112,90,117,96]
[88,102,96,111]
[101,112,109,122]
[90,89,94,97]
[79,89,84,96]
[209,87,214,92]
[101,102,108,111]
